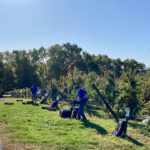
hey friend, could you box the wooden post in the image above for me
[91,83,119,122]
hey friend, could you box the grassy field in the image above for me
[0,98,150,150]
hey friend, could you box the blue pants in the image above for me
[77,102,87,120]
[32,94,37,102]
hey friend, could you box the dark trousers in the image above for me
[77,102,87,120]
[32,94,37,103]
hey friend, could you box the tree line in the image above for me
[0,43,150,118]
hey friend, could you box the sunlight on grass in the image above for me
[0,98,150,150]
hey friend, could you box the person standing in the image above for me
[76,88,88,121]
[30,84,38,104]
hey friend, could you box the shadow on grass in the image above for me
[129,121,150,136]
[86,105,102,118]
[86,109,102,118]
[124,136,144,147]
[128,122,144,130]
[82,120,107,135]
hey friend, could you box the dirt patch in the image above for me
[0,122,45,150]
[0,121,5,126]
[0,135,44,150]
[2,141,42,150]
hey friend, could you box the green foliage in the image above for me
[0,43,149,117]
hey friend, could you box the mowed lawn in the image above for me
[0,98,150,150]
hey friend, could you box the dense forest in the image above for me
[0,43,150,118]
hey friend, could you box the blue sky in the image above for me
[0,0,150,67]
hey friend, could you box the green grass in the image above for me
[0,98,150,150]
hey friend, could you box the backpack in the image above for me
[60,107,73,118]
[40,97,47,104]
[51,101,58,109]
[113,119,127,137]
[22,101,34,105]
[41,106,56,111]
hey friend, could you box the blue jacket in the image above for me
[30,86,38,95]
[79,96,88,105]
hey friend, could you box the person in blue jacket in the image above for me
[30,84,38,103]
[76,88,88,121]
